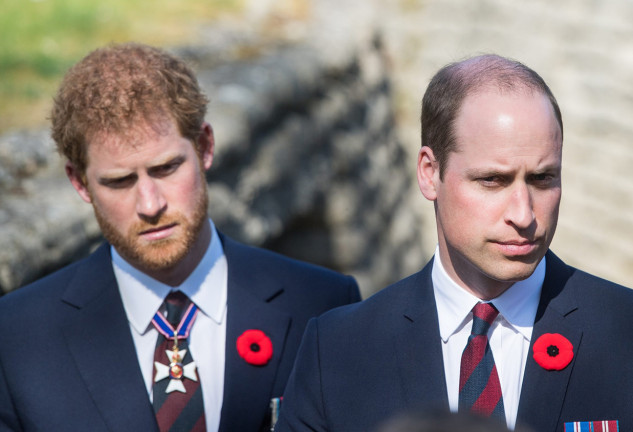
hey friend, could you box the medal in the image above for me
[153,334,199,393]
[152,302,199,394]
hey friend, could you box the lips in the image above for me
[139,223,176,234]
[494,239,539,256]
[498,240,536,246]
[138,222,178,241]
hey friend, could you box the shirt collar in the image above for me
[113,219,228,335]
[432,245,544,343]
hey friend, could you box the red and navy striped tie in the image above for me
[152,291,206,431]
[458,302,505,421]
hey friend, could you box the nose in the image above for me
[504,183,535,229]
[135,177,166,221]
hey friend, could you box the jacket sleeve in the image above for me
[0,354,22,432]
[275,318,329,432]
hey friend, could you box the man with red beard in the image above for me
[0,43,360,432]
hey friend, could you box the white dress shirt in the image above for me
[113,219,228,432]
[431,246,544,430]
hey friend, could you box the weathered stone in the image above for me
[0,130,56,192]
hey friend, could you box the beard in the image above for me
[93,186,209,273]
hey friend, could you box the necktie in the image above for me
[458,302,505,421]
[152,291,206,431]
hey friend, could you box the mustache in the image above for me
[131,214,182,235]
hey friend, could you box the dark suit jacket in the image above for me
[276,251,633,432]
[0,233,360,432]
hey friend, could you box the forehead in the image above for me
[84,120,192,170]
[452,88,562,157]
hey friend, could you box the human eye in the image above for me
[477,174,507,188]
[529,172,558,188]
[100,175,135,189]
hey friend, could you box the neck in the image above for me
[460,280,512,301]
[437,247,513,301]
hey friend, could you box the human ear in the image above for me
[198,122,215,171]
[65,161,92,204]
[417,146,440,201]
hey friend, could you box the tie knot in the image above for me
[471,302,499,336]
[164,291,190,327]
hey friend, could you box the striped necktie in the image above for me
[152,291,206,431]
[458,302,505,421]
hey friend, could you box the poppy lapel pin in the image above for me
[237,329,273,366]
[533,333,574,370]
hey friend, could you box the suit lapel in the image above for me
[517,252,581,432]
[219,235,291,432]
[391,252,582,428]
[62,244,158,432]
[393,260,450,412]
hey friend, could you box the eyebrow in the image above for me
[151,155,186,168]
[465,168,510,178]
[466,164,561,178]
[96,154,187,184]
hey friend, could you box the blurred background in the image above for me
[1,0,633,298]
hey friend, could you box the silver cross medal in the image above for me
[154,331,199,393]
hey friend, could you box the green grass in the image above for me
[0,0,243,133]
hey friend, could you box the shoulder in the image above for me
[220,232,357,284]
[566,268,633,315]
[544,251,633,332]
[546,251,633,304]
[313,265,434,335]
[219,232,360,304]
[0,244,111,321]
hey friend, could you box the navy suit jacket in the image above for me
[0,233,360,432]
[276,251,633,432]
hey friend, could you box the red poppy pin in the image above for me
[533,333,574,370]
[237,329,273,366]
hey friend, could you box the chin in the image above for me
[136,245,190,271]
[493,263,539,283]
